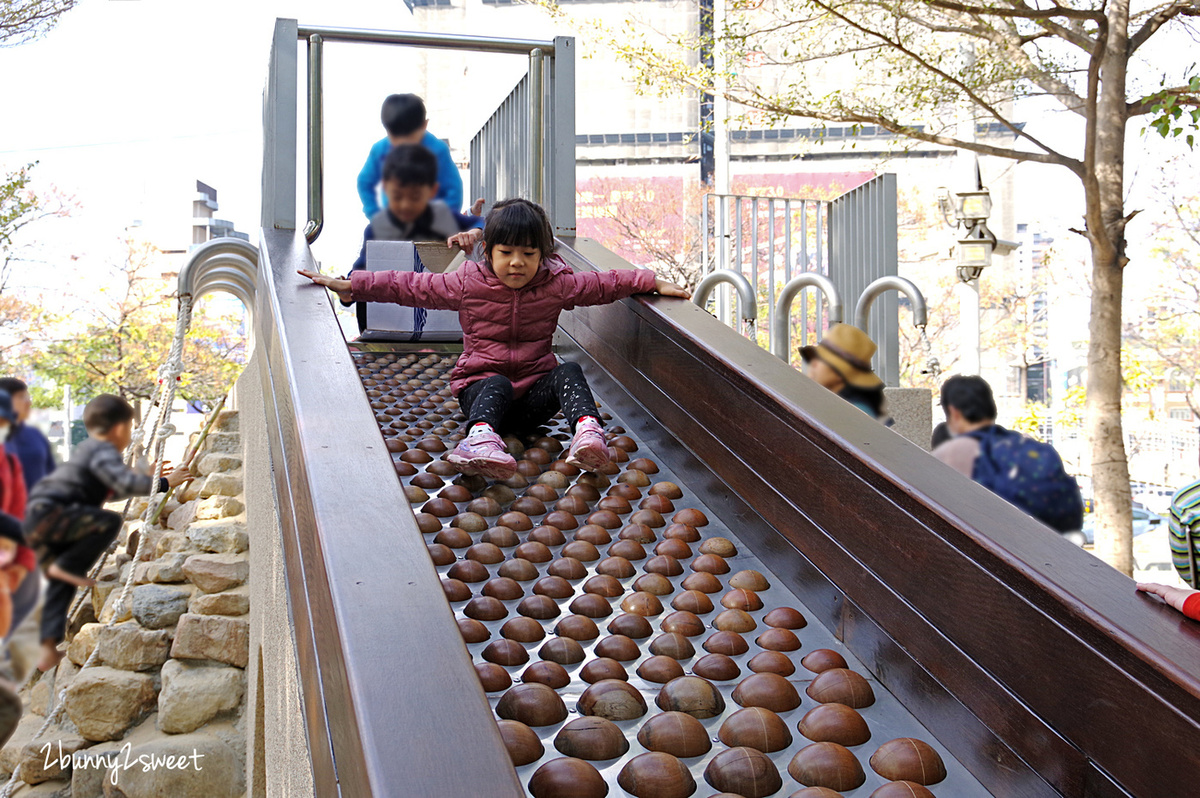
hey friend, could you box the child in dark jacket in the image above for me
[349,144,483,333]
[24,395,191,672]
[358,93,464,216]
[302,198,691,480]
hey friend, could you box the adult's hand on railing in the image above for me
[298,269,353,304]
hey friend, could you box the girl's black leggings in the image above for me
[459,362,601,435]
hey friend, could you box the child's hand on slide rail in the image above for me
[655,278,691,299]
[447,229,483,252]
[470,198,486,216]
[298,270,353,303]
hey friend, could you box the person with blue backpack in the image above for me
[933,375,1084,535]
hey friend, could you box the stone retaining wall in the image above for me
[0,409,250,798]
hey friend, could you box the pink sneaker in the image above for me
[565,417,611,473]
[447,429,517,480]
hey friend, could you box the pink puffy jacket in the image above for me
[350,255,656,397]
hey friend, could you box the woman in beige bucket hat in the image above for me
[799,323,888,420]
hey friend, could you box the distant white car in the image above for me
[1077,507,1166,545]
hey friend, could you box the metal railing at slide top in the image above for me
[262,20,576,243]
[702,175,901,385]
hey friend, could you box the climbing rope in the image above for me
[0,294,208,797]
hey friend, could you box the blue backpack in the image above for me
[967,425,1084,533]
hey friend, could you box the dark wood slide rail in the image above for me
[555,236,1200,798]
[254,228,525,797]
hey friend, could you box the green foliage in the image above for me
[0,0,78,47]
[1143,74,1200,148]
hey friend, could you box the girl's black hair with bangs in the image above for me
[483,198,555,264]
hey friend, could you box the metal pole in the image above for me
[296,25,556,54]
[529,48,544,206]
[304,33,324,243]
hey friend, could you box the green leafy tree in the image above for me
[1,0,77,47]
[35,241,246,412]
[538,0,1200,575]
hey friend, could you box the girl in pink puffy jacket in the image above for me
[300,198,690,480]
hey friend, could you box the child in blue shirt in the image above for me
[358,94,464,216]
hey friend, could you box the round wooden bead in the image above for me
[729,570,770,591]
[595,555,636,578]
[671,590,715,614]
[547,556,587,580]
[636,649,687,682]
[427,543,456,566]
[578,679,648,721]
[636,711,712,758]
[617,752,696,798]
[644,555,683,576]
[597,495,632,514]
[633,573,675,596]
[434,527,472,548]
[757,627,802,652]
[680,572,722,593]
[720,588,763,611]
[692,653,740,681]
[540,636,586,665]
[718,706,793,753]
[574,524,612,545]
[806,668,876,708]
[528,758,608,798]
[476,663,512,693]
[580,657,628,684]
[483,577,525,601]
[496,682,568,727]
[561,540,600,562]
[442,578,472,603]
[801,649,848,673]
[583,574,624,597]
[748,651,796,677]
[458,618,490,644]
[788,788,844,798]
[703,631,749,656]
[787,742,866,792]
[594,634,641,662]
[619,523,656,543]
[523,661,571,689]
[554,716,630,760]
[703,747,782,798]
[501,617,546,643]
[496,719,543,766]
[732,672,802,712]
[661,611,705,636]
[869,738,947,785]
[447,560,489,583]
[609,539,648,560]
[514,541,553,563]
[570,593,613,618]
[451,511,488,533]
[714,609,757,633]
[691,553,730,574]
[764,606,808,629]
[655,538,692,559]
[555,614,600,641]
[498,558,539,581]
[519,595,562,620]
[700,537,737,557]
[650,481,684,499]
[532,576,573,600]
[464,596,508,621]
[672,508,709,527]
[656,675,726,719]
[649,633,695,660]
[483,639,529,667]
[607,613,654,639]
[622,591,665,616]
[662,522,700,542]
[797,703,872,747]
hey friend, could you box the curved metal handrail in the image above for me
[177,238,260,323]
[854,275,927,332]
[693,269,757,323]
[771,273,843,362]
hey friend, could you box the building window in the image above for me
[1169,375,1190,392]
[1169,408,1193,421]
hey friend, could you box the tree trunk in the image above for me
[1087,0,1134,575]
